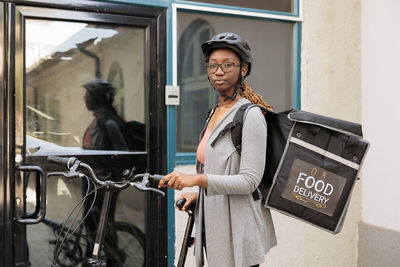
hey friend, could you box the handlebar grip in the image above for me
[47,156,67,165]
[47,156,76,168]
[151,174,164,182]
[176,198,187,210]
[175,198,186,210]
[176,198,196,212]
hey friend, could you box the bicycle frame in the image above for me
[88,184,113,266]
[176,199,196,267]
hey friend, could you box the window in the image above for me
[176,0,295,13]
[176,11,294,153]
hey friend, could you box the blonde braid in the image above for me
[239,81,273,110]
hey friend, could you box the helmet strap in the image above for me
[222,85,238,102]
[210,65,243,102]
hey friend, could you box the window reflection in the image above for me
[25,20,146,154]
[177,19,216,152]
[82,79,129,150]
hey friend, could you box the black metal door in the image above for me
[0,1,167,266]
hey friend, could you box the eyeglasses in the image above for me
[205,62,241,73]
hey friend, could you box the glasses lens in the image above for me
[221,63,234,72]
[207,63,217,73]
[206,63,236,73]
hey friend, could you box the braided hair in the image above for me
[239,78,273,111]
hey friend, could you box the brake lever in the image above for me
[146,187,166,197]
[47,171,81,179]
[129,173,165,196]
[47,160,82,179]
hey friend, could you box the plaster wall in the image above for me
[263,3,361,265]
[357,1,400,264]
[361,0,400,232]
[265,1,362,266]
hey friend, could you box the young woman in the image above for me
[159,32,277,267]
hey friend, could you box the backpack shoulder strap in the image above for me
[210,102,264,201]
[230,103,255,154]
[210,103,255,153]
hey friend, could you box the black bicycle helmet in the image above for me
[201,32,253,77]
[82,79,115,103]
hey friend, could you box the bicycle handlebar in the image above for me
[176,198,196,212]
[47,155,78,168]
[47,156,165,196]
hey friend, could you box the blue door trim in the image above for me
[293,22,302,109]
[166,4,176,267]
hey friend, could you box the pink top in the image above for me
[197,128,212,165]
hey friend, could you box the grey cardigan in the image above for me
[194,98,277,267]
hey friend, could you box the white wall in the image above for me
[361,0,400,231]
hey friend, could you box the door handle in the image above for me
[16,165,46,224]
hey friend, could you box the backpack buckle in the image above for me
[232,119,242,127]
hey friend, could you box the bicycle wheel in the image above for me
[98,221,146,267]
[52,226,90,267]
[54,238,84,267]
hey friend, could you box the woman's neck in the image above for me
[218,95,242,108]
[93,108,109,117]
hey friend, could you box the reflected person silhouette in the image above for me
[82,79,127,266]
[82,79,128,151]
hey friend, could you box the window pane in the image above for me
[26,20,146,153]
[177,12,293,152]
[176,0,294,13]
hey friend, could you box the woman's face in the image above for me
[207,48,247,97]
[84,91,105,111]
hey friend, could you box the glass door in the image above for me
[3,3,167,266]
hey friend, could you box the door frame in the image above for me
[0,1,167,266]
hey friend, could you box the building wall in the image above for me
[174,1,363,266]
[360,0,400,266]
[265,1,362,266]
[361,0,400,233]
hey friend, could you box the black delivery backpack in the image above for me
[264,107,369,234]
[212,103,370,234]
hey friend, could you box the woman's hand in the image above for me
[158,171,207,190]
[176,193,198,211]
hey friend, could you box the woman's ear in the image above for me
[241,63,248,77]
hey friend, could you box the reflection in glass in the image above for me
[82,79,129,151]
[177,19,216,152]
[26,20,146,154]
[25,19,148,267]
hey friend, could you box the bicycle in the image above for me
[175,198,196,267]
[46,155,165,267]
[42,216,145,267]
